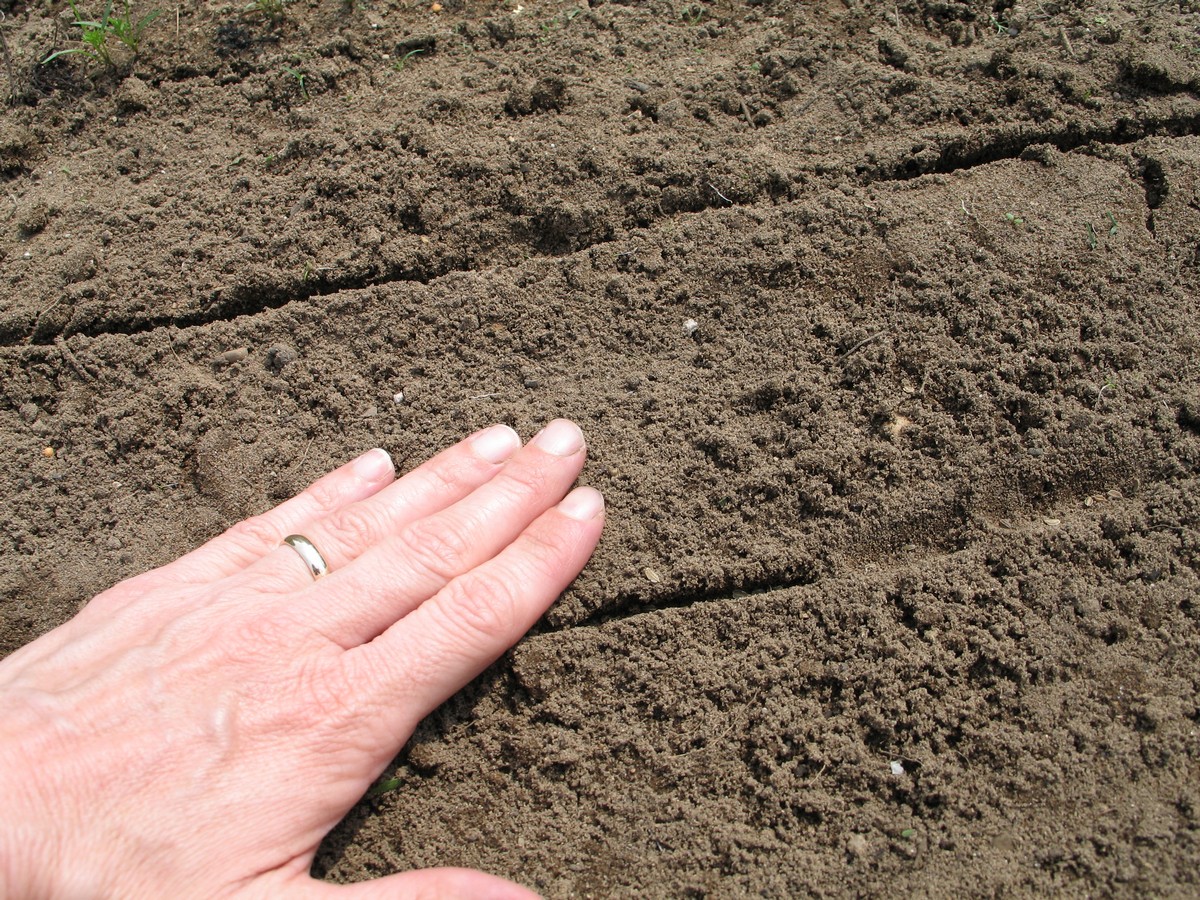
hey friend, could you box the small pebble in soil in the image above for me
[643,566,661,583]
[523,377,541,388]
[682,318,699,336]
[266,344,297,373]
[846,834,869,859]
[217,347,249,366]
[392,391,405,405]
[42,447,55,458]
[889,760,905,776]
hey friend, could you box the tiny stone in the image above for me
[889,760,905,776]
[392,391,405,405]
[643,567,661,583]
[42,446,55,458]
[682,318,699,336]
[523,377,541,388]
[266,344,297,373]
[219,347,249,365]
[846,834,869,859]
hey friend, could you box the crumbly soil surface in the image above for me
[3,0,1200,894]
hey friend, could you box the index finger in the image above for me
[163,426,521,585]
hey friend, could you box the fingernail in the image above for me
[472,424,521,464]
[558,486,604,521]
[533,419,585,457]
[353,447,394,480]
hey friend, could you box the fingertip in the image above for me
[471,424,523,464]
[351,447,395,482]
[557,485,605,522]
[531,418,585,457]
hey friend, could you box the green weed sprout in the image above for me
[282,66,308,99]
[392,48,424,71]
[42,0,160,67]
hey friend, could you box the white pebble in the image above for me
[392,391,405,405]
[682,318,699,336]
[889,760,905,776]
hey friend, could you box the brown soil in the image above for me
[3,0,1200,894]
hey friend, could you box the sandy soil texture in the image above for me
[2,0,1199,894]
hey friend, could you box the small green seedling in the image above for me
[1086,221,1098,249]
[368,776,402,797]
[282,66,308,99]
[1004,211,1024,228]
[900,828,916,839]
[1106,211,1118,236]
[42,0,160,67]
[392,48,424,71]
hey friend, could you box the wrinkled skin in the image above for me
[0,420,604,899]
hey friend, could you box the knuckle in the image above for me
[398,516,473,583]
[321,503,382,557]
[493,462,554,504]
[302,475,346,515]
[417,456,467,496]
[521,522,577,571]
[441,570,520,646]
[224,513,282,554]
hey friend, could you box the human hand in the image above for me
[0,420,603,899]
